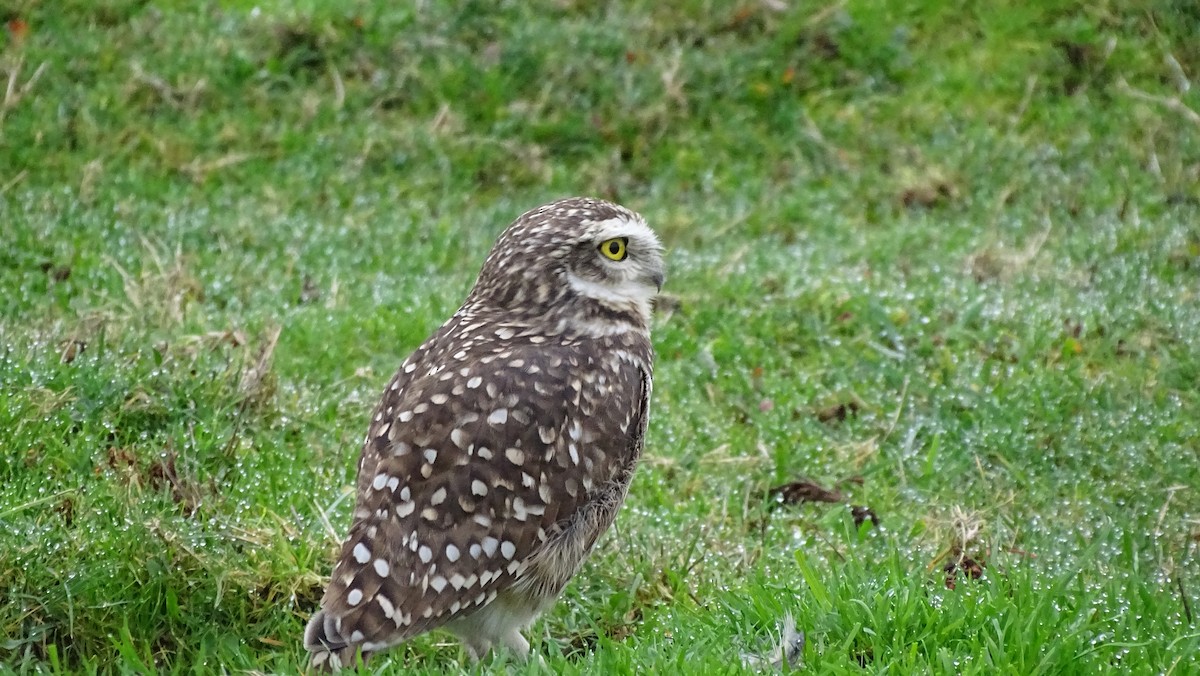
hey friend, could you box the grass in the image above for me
[1,0,1198,672]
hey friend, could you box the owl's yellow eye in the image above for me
[599,238,628,261]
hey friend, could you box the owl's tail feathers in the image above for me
[304,610,363,672]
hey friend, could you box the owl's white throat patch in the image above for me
[565,272,655,327]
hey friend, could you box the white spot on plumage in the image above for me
[430,575,448,593]
[377,594,395,618]
[481,536,499,557]
[446,544,460,562]
[418,545,433,563]
[505,447,524,465]
[471,480,488,496]
[347,589,363,606]
[372,474,388,491]
[353,542,370,564]
[431,487,447,505]
[500,540,516,559]
[488,409,508,425]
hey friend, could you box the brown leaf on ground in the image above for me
[769,478,844,505]
[850,505,879,528]
[943,556,986,590]
[815,399,861,423]
[896,168,959,209]
[930,507,988,589]
[299,274,321,305]
[59,339,86,364]
[147,451,202,516]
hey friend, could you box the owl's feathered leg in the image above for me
[500,629,530,659]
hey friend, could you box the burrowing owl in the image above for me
[304,197,664,670]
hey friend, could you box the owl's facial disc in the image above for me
[565,215,665,322]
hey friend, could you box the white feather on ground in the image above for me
[740,613,804,670]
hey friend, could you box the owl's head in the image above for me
[468,197,665,328]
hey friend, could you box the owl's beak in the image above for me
[649,270,665,292]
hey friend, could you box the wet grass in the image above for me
[1,1,1198,673]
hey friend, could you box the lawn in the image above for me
[1,1,1198,673]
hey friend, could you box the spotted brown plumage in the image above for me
[304,197,664,670]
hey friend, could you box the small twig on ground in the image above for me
[1156,484,1188,533]
[0,168,27,195]
[179,152,255,182]
[1009,75,1038,129]
[0,56,49,134]
[327,61,345,109]
[1176,573,1193,625]
[1116,77,1200,127]
[1163,52,1190,95]
[804,0,847,27]
[879,375,909,447]
[238,325,282,399]
[220,326,282,461]
[130,61,207,109]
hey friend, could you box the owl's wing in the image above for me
[306,339,646,658]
